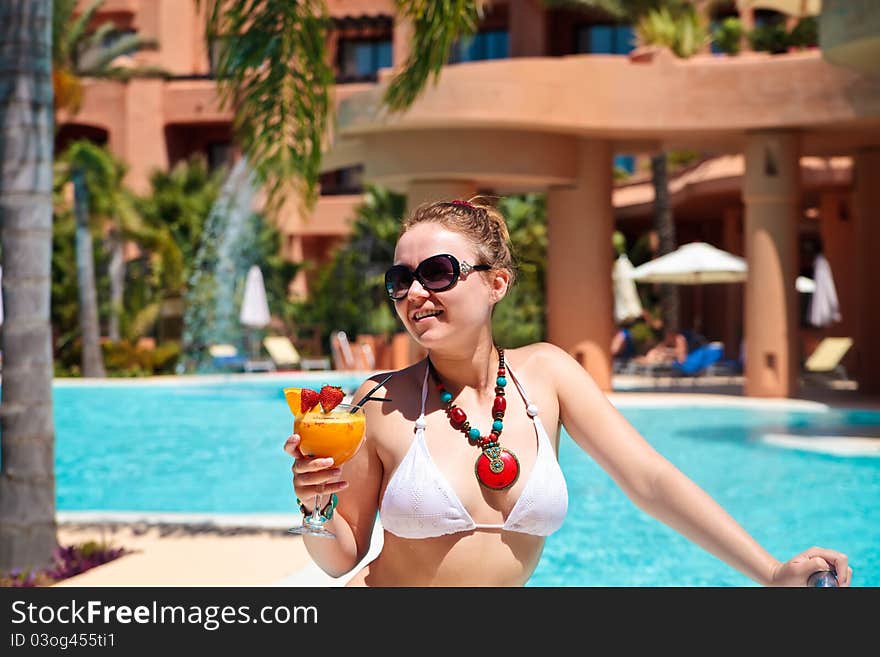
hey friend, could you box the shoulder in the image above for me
[505,341,576,370]
[503,342,589,395]
[352,361,427,425]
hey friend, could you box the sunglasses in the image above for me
[385,253,490,300]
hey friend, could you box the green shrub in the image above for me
[712,17,743,55]
[748,23,789,54]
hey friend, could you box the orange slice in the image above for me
[283,387,304,419]
[284,387,320,419]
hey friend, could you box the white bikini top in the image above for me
[379,361,568,539]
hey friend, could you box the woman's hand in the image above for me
[283,434,350,512]
[769,547,852,587]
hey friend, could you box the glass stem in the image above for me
[310,487,324,526]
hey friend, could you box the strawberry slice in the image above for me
[300,388,320,415]
[318,384,345,413]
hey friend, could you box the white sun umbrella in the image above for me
[612,253,643,324]
[628,242,747,333]
[240,265,271,359]
[628,242,747,285]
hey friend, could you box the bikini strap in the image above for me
[505,363,540,418]
[415,361,430,430]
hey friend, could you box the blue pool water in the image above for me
[39,377,880,586]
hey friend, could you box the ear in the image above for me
[488,268,511,304]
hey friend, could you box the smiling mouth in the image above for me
[412,310,443,322]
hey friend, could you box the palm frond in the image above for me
[66,0,106,59]
[201,0,334,212]
[82,33,159,72]
[52,0,80,66]
[383,0,483,113]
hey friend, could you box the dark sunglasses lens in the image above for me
[418,255,456,290]
[386,266,413,299]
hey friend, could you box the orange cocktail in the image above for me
[296,403,366,465]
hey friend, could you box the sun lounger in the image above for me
[263,336,302,370]
[803,336,853,381]
[208,343,247,371]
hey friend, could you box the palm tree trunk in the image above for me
[108,227,123,342]
[72,168,106,377]
[651,152,680,333]
[0,0,58,570]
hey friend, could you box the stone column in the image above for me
[123,79,167,194]
[853,149,880,393]
[546,139,614,391]
[722,205,744,361]
[742,131,800,397]
[393,12,414,69]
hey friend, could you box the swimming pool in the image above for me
[41,376,880,586]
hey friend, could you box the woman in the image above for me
[284,198,851,587]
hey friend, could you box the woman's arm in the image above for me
[285,377,385,578]
[536,342,850,586]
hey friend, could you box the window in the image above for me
[575,24,635,55]
[207,141,231,171]
[449,30,509,63]
[337,39,392,82]
[319,166,364,195]
[614,155,636,175]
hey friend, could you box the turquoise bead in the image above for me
[468,427,481,440]
[496,376,507,387]
[440,391,453,404]
[492,420,503,432]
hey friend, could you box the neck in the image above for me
[426,342,500,394]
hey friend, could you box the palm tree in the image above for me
[0,0,58,571]
[636,5,709,333]
[54,0,163,361]
[52,0,162,115]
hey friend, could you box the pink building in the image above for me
[59,0,880,397]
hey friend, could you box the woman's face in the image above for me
[391,223,507,349]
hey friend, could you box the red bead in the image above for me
[492,397,506,414]
[448,407,467,429]
[497,369,505,376]
[480,436,494,447]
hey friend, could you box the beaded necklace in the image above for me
[428,346,520,490]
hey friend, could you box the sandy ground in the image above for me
[53,523,312,587]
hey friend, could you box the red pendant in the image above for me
[475,448,520,490]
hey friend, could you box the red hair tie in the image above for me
[449,199,475,209]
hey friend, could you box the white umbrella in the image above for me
[628,242,747,334]
[736,0,821,17]
[240,265,271,328]
[240,265,271,361]
[808,253,841,327]
[612,254,643,324]
[628,242,747,285]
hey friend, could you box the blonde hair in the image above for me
[399,196,517,286]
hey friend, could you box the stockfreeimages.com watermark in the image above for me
[10,598,318,632]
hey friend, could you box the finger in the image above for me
[293,468,343,487]
[293,480,349,501]
[806,548,849,577]
[283,434,300,456]
[292,457,335,474]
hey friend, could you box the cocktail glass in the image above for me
[286,401,366,538]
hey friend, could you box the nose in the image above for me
[405,277,430,302]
